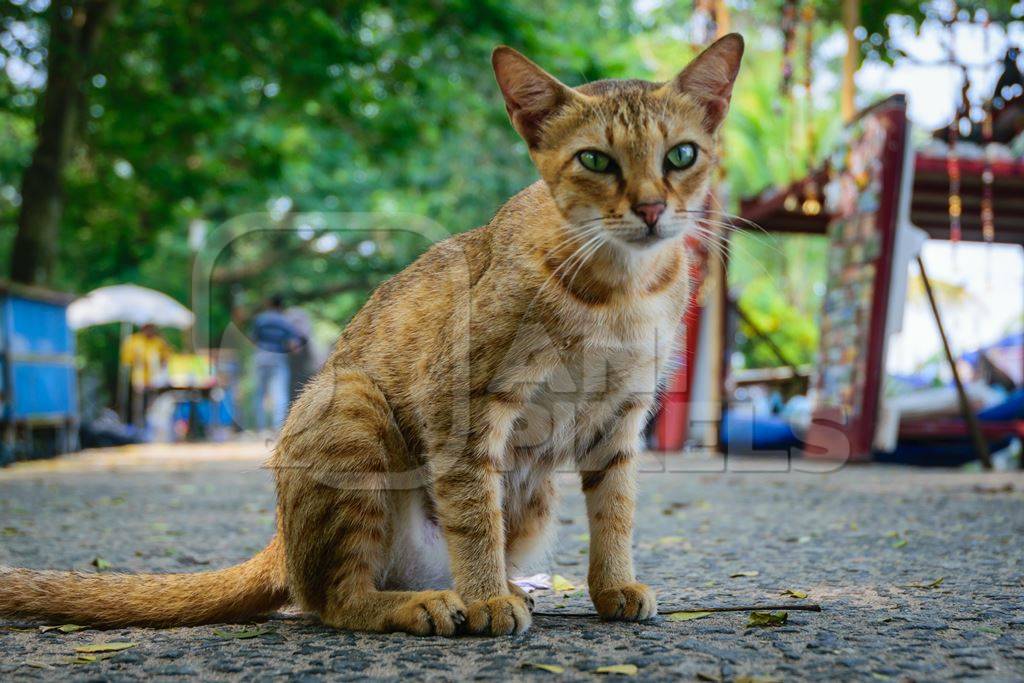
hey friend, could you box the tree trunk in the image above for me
[9,0,116,285]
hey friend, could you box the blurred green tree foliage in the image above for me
[1,0,639,310]
[1,0,1019,396]
[728,232,827,369]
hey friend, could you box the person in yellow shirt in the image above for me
[120,323,173,428]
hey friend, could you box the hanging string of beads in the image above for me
[981,100,995,245]
[780,0,800,212]
[979,11,996,248]
[801,3,821,216]
[946,7,963,247]
[780,0,799,97]
[947,106,963,245]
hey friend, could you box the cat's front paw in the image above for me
[592,582,657,621]
[465,595,532,636]
[507,580,535,613]
[392,589,467,637]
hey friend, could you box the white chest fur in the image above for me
[502,291,684,460]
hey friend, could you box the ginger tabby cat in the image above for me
[0,34,743,636]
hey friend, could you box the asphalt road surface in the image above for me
[1,445,1022,681]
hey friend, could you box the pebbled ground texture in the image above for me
[0,445,1022,681]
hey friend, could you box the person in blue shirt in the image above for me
[251,294,304,432]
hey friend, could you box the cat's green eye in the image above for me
[665,142,698,171]
[578,150,614,173]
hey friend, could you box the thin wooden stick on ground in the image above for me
[533,603,822,618]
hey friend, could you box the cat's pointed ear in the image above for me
[492,46,577,147]
[672,33,744,131]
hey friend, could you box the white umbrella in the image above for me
[68,284,194,330]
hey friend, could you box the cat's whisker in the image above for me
[563,234,608,296]
[540,226,604,277]
[541,224,604,262]
[707,194,771,234]
[559,233,604,283]
[692,200,793,268]
[532,228,608,305]
[683,222,791,294]
[685,216,784,259]
[676,207,772,240]
[688,205,790,266]
[534,230,607,298]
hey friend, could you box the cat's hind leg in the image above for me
[274,368,465,635]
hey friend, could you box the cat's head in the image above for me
[492,34,743,253]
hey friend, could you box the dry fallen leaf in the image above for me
[892,538,908,549]
[730,571,759,578]
[746,611,788,628]
[90,557,112,571]
[667,611,712,622]
[212,626,275,640]
[594,664,638,675]
[68,652,121,665]
[781,589,808,599]
[524,663,565,674]
[735,676,782,683]
[656,536,686,546]
[74,642,135,653]
[551,575,576,592]
[40,624,87,634]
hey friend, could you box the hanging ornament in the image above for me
[947,118,962,245]
[779,0,800,204]
[801,3,820,216]
[779,0,799,97]
[802,180,822,216]
[981,14,996,287]
[946,11,964,248]
[981,100,995,244]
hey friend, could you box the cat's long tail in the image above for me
[0,536,289,627]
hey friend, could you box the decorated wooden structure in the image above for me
[723,95,1024,465]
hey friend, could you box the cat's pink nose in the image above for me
[632,201,666,228]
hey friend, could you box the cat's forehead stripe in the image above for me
[575,79,661,97]
[539,85,706,154]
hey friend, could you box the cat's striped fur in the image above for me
[0,34,743,635]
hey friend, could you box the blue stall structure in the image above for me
[0,281,78,465]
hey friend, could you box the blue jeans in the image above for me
[254,353,290,431]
